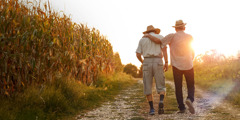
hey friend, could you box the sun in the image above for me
[191,39,211,56]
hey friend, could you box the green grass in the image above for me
[164,60,240,107]
[0,72,135,120]
[165,68,174,81]
[164,84,179,114]
[138,82,178,117]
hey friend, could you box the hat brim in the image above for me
[143,28,160,34]
[172,23,187,28]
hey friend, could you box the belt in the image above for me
[144,56,161,58]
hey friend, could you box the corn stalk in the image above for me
[0,0,115,96]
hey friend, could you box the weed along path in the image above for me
[76,79,146,120]
[77,79,240,120]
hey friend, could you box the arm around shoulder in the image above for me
[144,34,162,44]
[161,33,175,46]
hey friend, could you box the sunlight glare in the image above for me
[192,37,238,58]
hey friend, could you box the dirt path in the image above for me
[77,79,240,120]
[76,80,146,120]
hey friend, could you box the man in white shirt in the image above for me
[144,20,195,114]
[136,25,168,115]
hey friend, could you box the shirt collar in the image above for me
[176,30,185,33]
[149,32,155,35]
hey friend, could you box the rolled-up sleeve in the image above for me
[161,33,175,47]
[136,40,142,54]
[155,35,165,49]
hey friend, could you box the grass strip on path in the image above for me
[0,72,134,120]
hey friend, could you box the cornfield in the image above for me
[0,0,120,96]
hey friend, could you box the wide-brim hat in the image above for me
[143,25,160,34]
[172,20,187,28]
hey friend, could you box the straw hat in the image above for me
[172,20,187,28]
[143,25,160,34]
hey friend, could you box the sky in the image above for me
[37,0,240,68]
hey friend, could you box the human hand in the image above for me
[163,63,168,72]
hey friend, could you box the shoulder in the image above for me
[163,33,175,39]
[140,37,147,41]
[151,33,164,39]
[139,37,146,43]
[165,33,175,37]
[185,32,192,36]
[158,34,164,39]
[185,33,193,40]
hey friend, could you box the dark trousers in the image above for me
[172,66,195,110]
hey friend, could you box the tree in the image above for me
[123,63,138,77]
[113,52,123,73]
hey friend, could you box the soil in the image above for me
[77,79,240,120]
